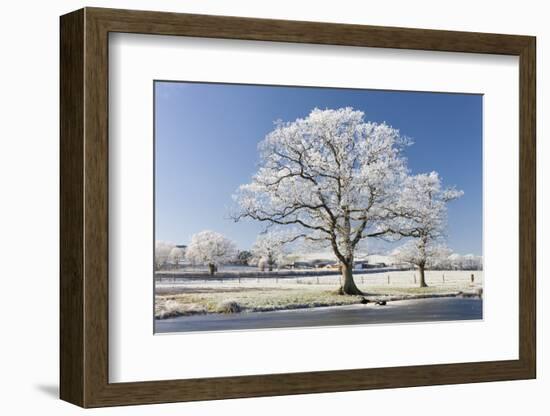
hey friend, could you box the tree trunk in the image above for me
[418,264,428,287]
[340,261,363,295]
[208,263,215,275]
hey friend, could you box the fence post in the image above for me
[442,273,445,283]
[387,275,390,285]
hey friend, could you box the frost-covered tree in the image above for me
[447,253,483,270]
[155,241,175,270]
[234,107,410,295]
[392,240,451,282]
[185,231,238,275]
[251,231,290,271]
[169,246,185,268]
[388,172,463,286]
[236,250,253,266]
[461,254,483,270]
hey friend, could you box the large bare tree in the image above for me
[234,107,410,295]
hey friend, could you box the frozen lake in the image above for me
[155,297,482,334]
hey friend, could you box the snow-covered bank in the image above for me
[155,275,483,319]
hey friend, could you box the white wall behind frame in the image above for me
[1,1,546,416]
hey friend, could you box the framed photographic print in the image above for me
[60,7,536,408]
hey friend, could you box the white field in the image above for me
[155,270,483,318]
[156,270,483,292]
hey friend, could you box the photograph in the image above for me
[153,81,484,334]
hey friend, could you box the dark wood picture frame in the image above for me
[60,7,536,408]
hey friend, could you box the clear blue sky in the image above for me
[155,81,482,255]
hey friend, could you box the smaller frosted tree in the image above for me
[251,231,290,272]
[185,231,238,275]
[169,246,185,268]
[448,253,483,270]
[392,240,451,283]
[462,254,483,270]
[237,250,253,266]
[389,172,462,287]
[155,241,175,270]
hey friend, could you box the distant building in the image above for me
[358,261,387,269]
